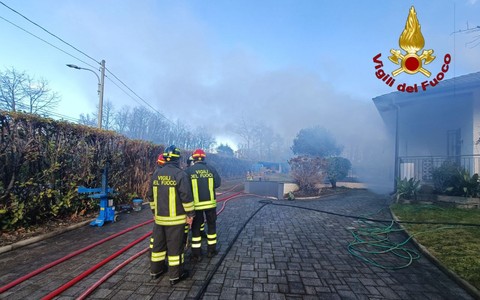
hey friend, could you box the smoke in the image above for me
[15,1,396,192]
[47,2,384,140]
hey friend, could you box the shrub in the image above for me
[431,161,462,194]
[432,161,480,197]
[445,169,480,197]
[417,184,435,196]
[288,156,326,194]
[326,157,351,189]
[395,177,421,201]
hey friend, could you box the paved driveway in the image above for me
[0,190,474,299]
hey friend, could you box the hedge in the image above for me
[0,111,250,230]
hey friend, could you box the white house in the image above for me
[373,71,480,186]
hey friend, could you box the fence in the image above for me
[398,155,480,182]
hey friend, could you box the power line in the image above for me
[104,74,174,125]
[0,15,98,70]
[452,25,480,35]
[104,68,174,125]
[104,75,145,108]
[0,12,169,122]
[451,22,480,48]
[0,0,99,65]
[0,2,173,124]
[38,110,81,123]
[16,107,82,124]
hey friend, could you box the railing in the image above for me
[398,155,480,182]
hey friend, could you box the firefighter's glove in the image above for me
[186,216,194,229]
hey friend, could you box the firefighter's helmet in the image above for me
[187,155,194,167]
[163,145,181,161]
[192,149,206,161]
[157,153,166,166]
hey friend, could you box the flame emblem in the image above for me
[388,6,435,77]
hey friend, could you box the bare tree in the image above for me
[191,126,216,151]
[127,106,152,139]
[79,113,96,127]
[146,112,170,144]
[79,102,213,151]
[233,116,265,160]
[101,100,115,130]
[233,117,286,161]
[114,105,130,134]
[23,77,60,114]
[254,126,285,161]
[0,67,60,114]
[168,120,189,148]
[233,116,257,155]
[0,67,27,112]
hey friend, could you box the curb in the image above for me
[390,208,480,300]
[0,219,93,255]
[294,190,350,200]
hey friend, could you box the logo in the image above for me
[389,6,435,77]
[373,6,451,93]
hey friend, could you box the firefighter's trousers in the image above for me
[191,208,217,256]
[150,222,185,280]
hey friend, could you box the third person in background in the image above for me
[186,149,221,261]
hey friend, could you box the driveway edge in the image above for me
[0,219,92,255]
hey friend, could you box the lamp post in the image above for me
[66,60,106,129]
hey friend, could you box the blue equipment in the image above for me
[78,166,117,227]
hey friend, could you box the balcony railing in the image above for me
[398,155,480,182]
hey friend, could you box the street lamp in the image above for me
[66,60,106,129]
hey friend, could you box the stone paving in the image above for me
[0,190,476,299]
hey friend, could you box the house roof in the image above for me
[373,71,480,112]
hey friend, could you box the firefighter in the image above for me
[186,149,221,261]
[147,145,194,285]
[186,155,194,167]
[187,155,207,238]
[149,153,166,254]
[183,155,205,249]
[157,153,166,167]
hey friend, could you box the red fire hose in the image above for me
[41,232,151,300]
[0,219,152,294]
[76,247,150,300]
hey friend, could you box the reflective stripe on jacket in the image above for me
[186,161,221,211]
[148,162,194,225]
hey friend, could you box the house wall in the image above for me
[397,93,473,157]
[373,73,480,188]
[473,90,480,174]
[474,90,480,156]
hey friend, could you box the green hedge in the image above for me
[0,111,162,230]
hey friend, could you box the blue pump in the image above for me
[78,165,117,227]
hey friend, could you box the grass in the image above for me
[391,203,480,291]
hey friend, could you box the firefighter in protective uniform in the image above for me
[186,149,221,261]
[157,153,166,167]
[149,153,166,254]
[147,145,194,285]
[185,155,206,240]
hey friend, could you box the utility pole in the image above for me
[98,60,106,129]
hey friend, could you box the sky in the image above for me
[0,0,479,152]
